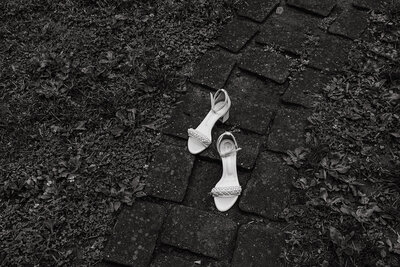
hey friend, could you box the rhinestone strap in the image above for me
[188,128,211,147]
[211,186,242,197]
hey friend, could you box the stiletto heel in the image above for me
[187,89,231,154]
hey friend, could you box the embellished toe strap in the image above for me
[211,186,242,197]
[188,128,211,147]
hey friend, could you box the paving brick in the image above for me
[287,0,337,17]
[104,202,166,267]
[150,254,196,267]
[282,68,330,108]
[161,205,238,259]
[200,128,262,170]
[226,72,282,134]
[232,224,286,267]
[329,8,369,40]
[256,19,309,55]
[239,154,296,219]
[352,0,388,11]
[145,143,195,202]
[162,106,202,140]
[267,108,310,152]
[191,50,236,90]
[181,79,280,135]
[237,0,279,22]
[180,84,210,115]
[218,19,258,53]
[273,6,322,30]
[307,34,352,72]
[239,47,291,84]
[184,160,250,212]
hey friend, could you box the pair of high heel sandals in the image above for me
[187,89,241,212]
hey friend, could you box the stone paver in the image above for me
[307,34,352,72]
[162,109,197,140]
[182,78,281,135]
[237,0,280,22]
[267,108,310,152]
[103,1,373,265]
[184,160,250,211]
[232,224,286,267]
[287,0,337,17]
[191,50,235,90]
[226,72,282,134]
[200,128,262,170]
[145,144,195,202]
[329,8,369,40]
[218,19,258,53]
[256,19,309,55]
[150,254,196,267]
[239,154,296,219]
[180,84,211,118]
[104,202,166,267]
[239,47,291,84]
[273,6,322,30]
[282,68,329,108]
[353,0,387,11]
[161,205,237,259]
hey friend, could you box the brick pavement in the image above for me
[98,0,375,266]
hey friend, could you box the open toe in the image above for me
[211,132,242,212]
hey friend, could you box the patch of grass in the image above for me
[282,6,400,267]
[0,0,241,265]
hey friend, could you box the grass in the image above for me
[0,0,239,265]
[282,3,400,266]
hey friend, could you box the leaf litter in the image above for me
[0,0,241,265]
[281,3,400,266]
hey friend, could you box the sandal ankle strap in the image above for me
[216,132,240,156]
[210,89,230,114]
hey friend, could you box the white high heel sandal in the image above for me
[211,132,242,212]
[187,89,231,154]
